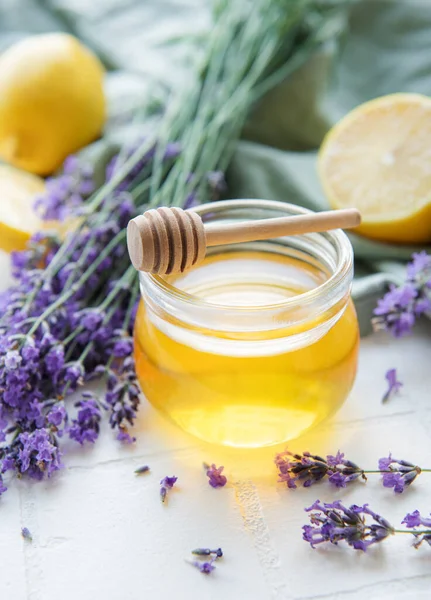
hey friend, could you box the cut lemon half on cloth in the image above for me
[0,164,45,252]
[319,93,431,244]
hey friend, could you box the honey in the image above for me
[134,245,359,447]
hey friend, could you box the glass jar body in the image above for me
[134,200,359,447]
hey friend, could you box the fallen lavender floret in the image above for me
[382,368,402,403]
[204,463,227,488]
[160,475,177,503]
[189,558,217,574]
[21,527,32,541]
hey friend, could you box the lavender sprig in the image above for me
[303,500,394,551]
[275,450,431,493]
[373,252,431,337]
[304,502,431,552]
[275,451,365,489]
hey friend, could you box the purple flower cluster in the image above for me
[68,393,101,445]
[0,133,227,495]
[0,152,147,489]
[105,141,181,192]
[379,454,421,494]
[34,155,94,221]
[303,500,394,551]
[275,450,364,489]
[204,463,227,488]
[373,251,431,337]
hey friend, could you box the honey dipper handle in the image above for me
[204,208,361,247]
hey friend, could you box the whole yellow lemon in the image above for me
[0,33,106,176]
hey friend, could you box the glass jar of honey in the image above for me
[134,199,359,447]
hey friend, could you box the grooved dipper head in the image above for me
[127,207,206,275]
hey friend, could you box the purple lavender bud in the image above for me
[116,426,136,444]
[4,350,22,370]
[190,559,216,574]
[160,475,177,503]
[47,403,66,428]
[21,527,32,541]
[112,338,133,358]
[68,397,101,445]
[0,476,7,495]
[192,548,223,558]
[205,464,227,488]
[382,369,402,403]
[406,251,431,279]
[378,454,420,493]
[135,465,150,475]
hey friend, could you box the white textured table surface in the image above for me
[1,253,431,600]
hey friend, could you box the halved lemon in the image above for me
[319,93,431,244]
[0,164,45,252]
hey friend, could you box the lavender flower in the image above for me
[190,558,216,574]
[382,368,403,403]
[204,463,227,488]
[401,511,431,549]
[160,475,177,503]
[34,156,94,221]
[275,450,364,489]
[68,395,101,445]
[303,500,394,551]
[378,454,421,493]
[3,429,63,481]
[21,527,32,541]
[373,252,431,337]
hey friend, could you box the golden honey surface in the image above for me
[134,251,359,447]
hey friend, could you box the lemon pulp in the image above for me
[319,93,431,243]
[0,164,44,252]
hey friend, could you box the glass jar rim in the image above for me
[142,199,353,313]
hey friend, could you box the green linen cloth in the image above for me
[1,0,430,335]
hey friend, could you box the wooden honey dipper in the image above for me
[127,206,361,275]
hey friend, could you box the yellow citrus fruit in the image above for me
[0,33,105,176]
[0,164,45,252]
[318,93,431,244]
